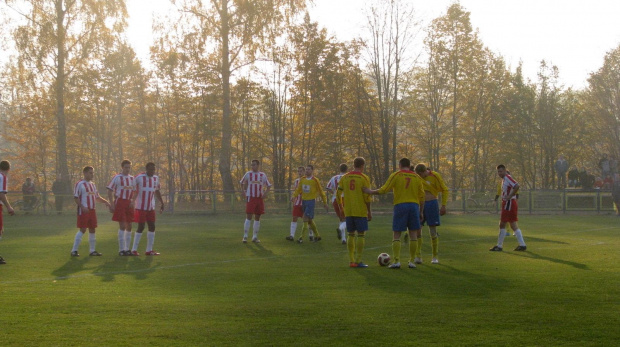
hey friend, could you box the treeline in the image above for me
[0,1,618,194]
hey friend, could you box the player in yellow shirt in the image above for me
[337,157,372,268]
[366,158,425,269]
[291,165,329,243]
[414,164,448,264]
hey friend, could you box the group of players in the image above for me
[0,159,165,264]
[0,156,527,267]
[240,158,527,268]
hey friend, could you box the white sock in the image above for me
[124,231,132,251]
[132,232,143,251]
[497,229,507,248]
[244,219,251,237]
[118,229,125,251]
[514,229,526,246]
[72,231,83,252]
[290,222,297,237]
[253,221,260,239]
[88,233,96,253]
[339,222,347,241]
[309,229,315,238]
[146,231,155,252]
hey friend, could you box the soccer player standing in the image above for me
[414,164,448,264]
[337,157,372,268]
[71,166,111,257]
[240,159,272,243]
[326,163,348,244]
[490,164,527,252]
[107,160,136,256]
[366,158,425,269]
[131,162,165,255]
[287,166,306,241]
[291,165,329,243]
[0,160,16,264]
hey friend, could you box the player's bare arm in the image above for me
[0,192,15,216]
[155,190,165,213]
[97,195,111,209]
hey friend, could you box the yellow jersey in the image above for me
[422,170,449,205]
[337,171,371,217]
[292,176,327,203]
[378,169,425,205]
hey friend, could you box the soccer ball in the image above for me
[377,253,391,266]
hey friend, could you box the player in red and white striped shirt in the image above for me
[71,166,111,257]
[326,163,348,244]
[287,166,306,241]
[131,162,165,256]
[490,164,527,252]
[0,161,15,265]
[239,159,272,243]
[107,160,136,256]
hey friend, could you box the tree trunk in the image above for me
[218,0,234,193]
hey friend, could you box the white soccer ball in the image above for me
[377,253,391,266]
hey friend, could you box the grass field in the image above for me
[0,212,618,346]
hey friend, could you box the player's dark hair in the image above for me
[298,166,305,170]
[306,164,314,171]
[146,162,155,170]
[252,159,260,165]
[399,157,411,168]
[353,157,365,169]
[414,163,427,174]
[0,160,10,171]
[339,163,348,173]
[83,166,94,173]
[496,164,506,170]
[121,159,132,167]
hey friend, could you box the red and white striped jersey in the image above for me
[106,174,135,200]
[240,171,271,198]
[74,180,99,212]
[501,174,518,200]
[0,172,7,205]
[292,178,302,206]
[134,173,161,211]
[326,174,344,203]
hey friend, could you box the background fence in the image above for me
[8,189,618,215]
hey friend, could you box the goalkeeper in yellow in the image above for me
[291,165,329,243]
[414,164,448,264]
[365,158,425,269]
[337,157,372,268]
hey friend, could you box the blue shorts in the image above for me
[422,199,441,226]
[345,216,368,233]
[392,203,421,232]
[302,199,316,219]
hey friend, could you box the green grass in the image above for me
[0,212,618,346]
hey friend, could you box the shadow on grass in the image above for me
[522,236,569,245]
[511,251,589,270]
[90,255,161,282]
[244,243,275,258]
[51,256,93,280]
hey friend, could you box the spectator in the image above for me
[594,177,604,189]
[554,155,569,189]
[599,154,611,178]
[609,155,618,176]
[603,175,614,190]
[51,177,67,214]
[21,177,37,211]
[580,168,594,190]
[612,174,620,216]
[567,166,579,188]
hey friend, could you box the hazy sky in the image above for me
[126,0,620,89]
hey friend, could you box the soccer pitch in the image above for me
[0,213,618,346]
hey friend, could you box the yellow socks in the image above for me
[431,237,438,258]
[347,233,356,263]
[416,237,423,257]
[301,222,308,239]
[392,239,401,263]
[355,233,365,263]
[308,220,320,238]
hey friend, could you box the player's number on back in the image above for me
[349,179,356,190]
[405,177,411,188]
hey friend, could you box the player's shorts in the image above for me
[134,209,156,223]
[77,208,98,229]
[302,199,316,219]
[292,204,303,218]
[245,197,265,215]
[345,216,368,233]
[332,200,345,220]
[501,199,518,223]
[392,202,421,232]
[422,199,441,226]
[112,198,134,223]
